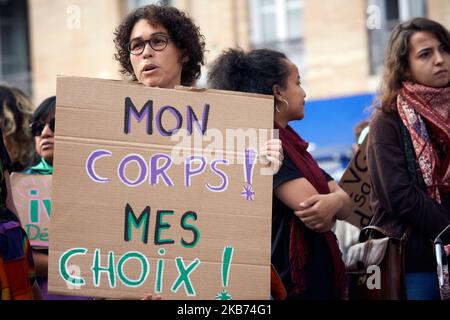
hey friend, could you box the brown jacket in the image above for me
[368,110,450,273]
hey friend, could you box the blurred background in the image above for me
[1,0,449,179]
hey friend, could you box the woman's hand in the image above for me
[141,293,162,300]
[294,193,342,233]
[259,139,283,175]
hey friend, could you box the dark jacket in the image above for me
[368,110,450,273]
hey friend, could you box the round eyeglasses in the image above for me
[128,34,170,55]
[30,118,55,136]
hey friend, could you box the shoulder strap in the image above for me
[397,114,427,190]
[360,226,394,242]
[360,225,413,243]
[384,115,418,240]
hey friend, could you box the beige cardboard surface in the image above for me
[339,136,373,229]
[48,76,274,300]
[11,173,52,247]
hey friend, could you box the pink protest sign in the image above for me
[11,173,52,247]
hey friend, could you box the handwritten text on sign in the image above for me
[339,137,373,229]
[11,173,52,247]
[49,78,273,300]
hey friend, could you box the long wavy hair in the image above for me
[0,84,35,169]
[377,18,450,113]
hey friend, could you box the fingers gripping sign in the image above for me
[259,139,284,176]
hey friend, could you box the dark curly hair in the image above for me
[114,4,205,87]
[207,48,290,95]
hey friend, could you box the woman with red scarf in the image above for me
[368,18,450,300]
[208,49,352,299]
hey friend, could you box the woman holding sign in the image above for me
[114,4,205,89]
[207,49,352,300]
[367,18,450,300]
[113,4,282,169]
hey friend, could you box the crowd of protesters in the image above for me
[0,3,448,301]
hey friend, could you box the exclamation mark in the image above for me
[241,148,257,201]
[215,246,234,300]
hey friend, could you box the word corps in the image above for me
[86,98,230,193]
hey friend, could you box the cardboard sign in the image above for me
[338,136,373,229]
[11,173,52,247]
[48,77,274,300]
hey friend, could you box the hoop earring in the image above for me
[275,105,281,113]
[281,98,289,110]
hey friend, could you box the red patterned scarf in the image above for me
[274,122,347,299]
[397,82,450,203]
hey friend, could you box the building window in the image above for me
[0,0,31,95]
[367,0,426,75]
[249,0,304,69]
[128,0,171,11]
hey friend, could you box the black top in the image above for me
[368,110,450,273]
[272,154,336,299]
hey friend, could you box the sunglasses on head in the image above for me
[30,118,55,136]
